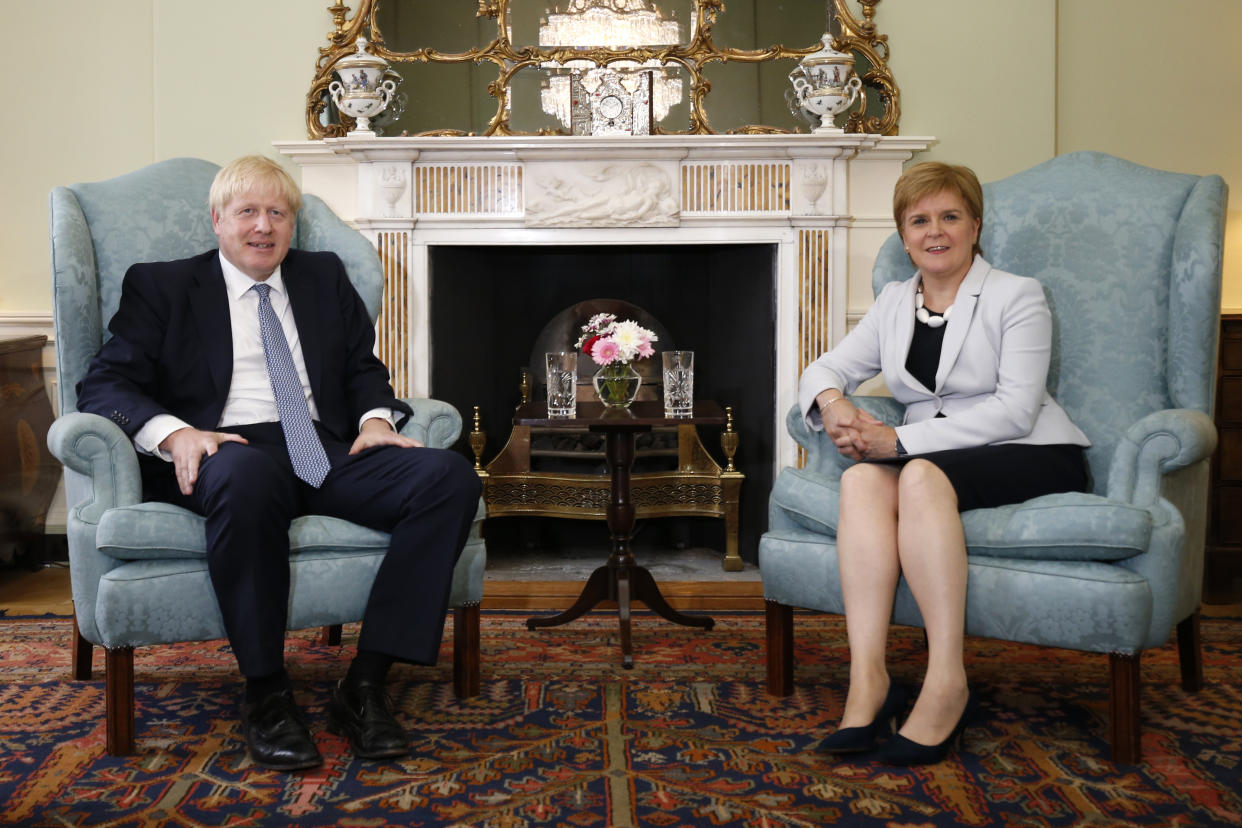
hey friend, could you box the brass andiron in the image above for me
[519,368,532,406]
[719,405,744,571]
[469,405,488,477]
[721,405,740,473]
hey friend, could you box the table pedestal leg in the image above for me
[526,566,613,630]
[525,423,714,667]
[629,566,714,631]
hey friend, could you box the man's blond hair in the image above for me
[208,155,302,216]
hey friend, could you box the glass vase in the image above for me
[593,362,642,409]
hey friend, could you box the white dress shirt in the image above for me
[134,252,392,459]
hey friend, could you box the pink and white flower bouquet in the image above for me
[575,313,658,407]
[575,313,658,366]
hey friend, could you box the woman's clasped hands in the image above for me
[815,389,899,461]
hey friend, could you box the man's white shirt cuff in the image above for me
[134,414,193,461]
[360,408,395,432]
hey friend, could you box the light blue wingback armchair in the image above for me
[47,158,487,755]
[759,152,1227,764]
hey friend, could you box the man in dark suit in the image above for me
[76,155,482,771]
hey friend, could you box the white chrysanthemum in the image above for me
[610,320,656,361]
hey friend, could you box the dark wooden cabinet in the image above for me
[1207,314,1242,603]
[0,335,59,568]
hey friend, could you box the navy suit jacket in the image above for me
[77,248,411,446]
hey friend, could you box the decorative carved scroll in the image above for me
[306,0,900,138]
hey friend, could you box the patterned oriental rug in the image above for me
[1,611,1240,827]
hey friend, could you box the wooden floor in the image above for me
[4,564,1240,619]
[484,578,765,611]
[0,565,767,617]
[0,566,75,616]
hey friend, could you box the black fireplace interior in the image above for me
[429,243,777,564]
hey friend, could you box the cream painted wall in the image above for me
[1,0,1236,314]
[2,1,155,311]
[856,0,1058,313]
[151,2,327,166]
[0,0,328,312]
[1056,0,1241,308]
[884,0,1058,182]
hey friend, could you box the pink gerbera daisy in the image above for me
[591,337,621,365]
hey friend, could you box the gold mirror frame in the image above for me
[307,0,899,138]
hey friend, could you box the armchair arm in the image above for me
[1104,408,1217,648]
[47,412,145,521]
[785,396,905,479]
[398,398,463,450]
[1105,408,1217,508]
[46,412,145,644]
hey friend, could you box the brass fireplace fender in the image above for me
[308,0,900,138]
[470,406,746,571]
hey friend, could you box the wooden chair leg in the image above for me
[105,646,136,756]
[318,624,343,646]
[1109,651,1141,764]
[765,600,794,696]
[1176,609,1204,692]
[453,603,480,698]
[71,613,94,681]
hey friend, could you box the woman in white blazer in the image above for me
[798,163,1090,765]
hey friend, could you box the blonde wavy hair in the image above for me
[208,155,302,216]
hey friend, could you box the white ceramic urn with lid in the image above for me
[328,37,400,136]
[787,34,863,134]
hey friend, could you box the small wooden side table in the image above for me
[515,400,724,668]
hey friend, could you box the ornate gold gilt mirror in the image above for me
[307,0,899,138]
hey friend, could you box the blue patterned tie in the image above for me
[252,283,331,488]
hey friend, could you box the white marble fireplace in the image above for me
[275,133,931,473]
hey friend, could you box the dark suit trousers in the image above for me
[142,422,482,677]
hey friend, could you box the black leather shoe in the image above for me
[327,680,409,759]
[242,689,322,771]
[819,682,910,755]
[873,691,973,766]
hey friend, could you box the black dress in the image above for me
[891,309,1090,512]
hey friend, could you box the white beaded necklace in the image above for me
[915,286,952,328]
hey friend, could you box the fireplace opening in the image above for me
[429,243,777,565]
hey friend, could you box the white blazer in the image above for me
[799,255,1090,455]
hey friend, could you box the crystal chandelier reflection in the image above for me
[539,0,685,130]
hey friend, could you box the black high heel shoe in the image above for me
[873,691,973,766]
[818,683,909,755]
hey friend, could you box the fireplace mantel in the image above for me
[276,133,933,472]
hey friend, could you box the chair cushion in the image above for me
[97,502,390,560]
[958,492,1151,561]
[769,468,1150,562]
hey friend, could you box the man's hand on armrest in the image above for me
[349,417,423,455]
[159,427,249,496]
